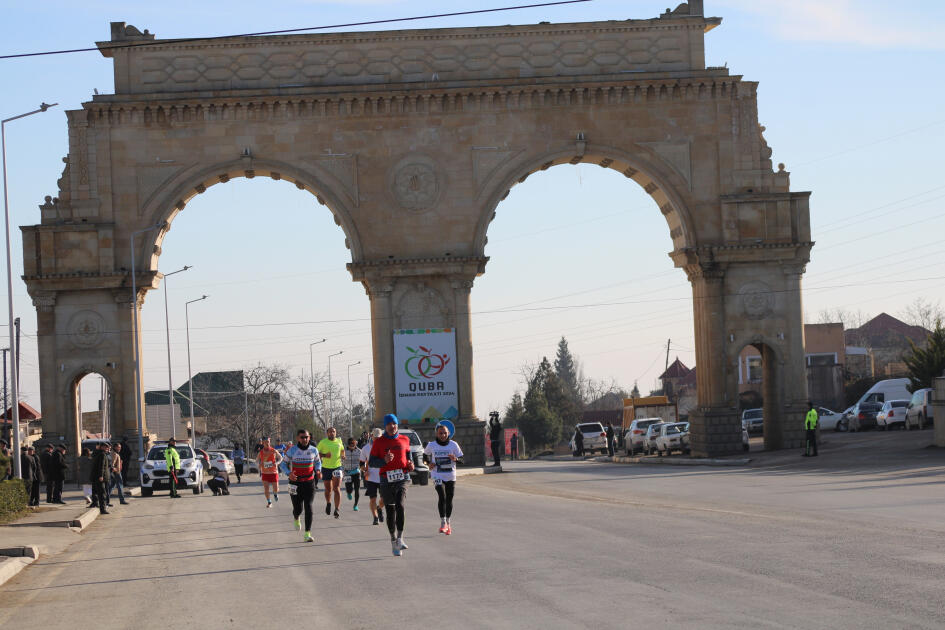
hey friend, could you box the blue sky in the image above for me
[2,1,944,420]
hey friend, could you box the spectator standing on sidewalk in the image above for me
[119,439,132,485]
[488,416,502,467]
[0,440,11,479]
[40,444,54,503]
[231,443,245,484]
[509,433,519,460]
[109,443,128,504]
[606,423,616,457]
[26,446,42,506]
[50,445,67,503]
[90,442,111,514]
[78,448,94,506]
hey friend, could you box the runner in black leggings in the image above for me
[284,429,321,543]
[369,414,414,556]
[423,421,464,535]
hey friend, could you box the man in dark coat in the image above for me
[90,442,111,514]
[489,416,502,467]
[118,439,132,484]
[40,444,55,503]
[29,446,43,506]
[21,447,40,506]
[50,445,67,503]
[605,423,616,457]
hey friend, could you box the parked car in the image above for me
[848,402,881,432]
[641,422,666,455]
[398,429,430,486]
[569,422,608,455]
[655,422,690,456]
[816,408,844,431]
[905,388,935,430]
[742,426,750,451]
[208,451,236,474]
[741,408,764,435]
[140,441,204,496]
[624,418,663,455]
[876,399,910,430]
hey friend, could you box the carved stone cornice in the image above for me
[31,292,57,312]
[347,256,488,283]
[80,74,747,128]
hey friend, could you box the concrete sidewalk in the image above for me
[0,485,139,588]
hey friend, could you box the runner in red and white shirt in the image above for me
[257,436,283,508]
[368,414,414,556]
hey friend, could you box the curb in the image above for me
[608,455,751,467]
[0,550,38,588]
[456,467,487,477]
[71,508,100,530]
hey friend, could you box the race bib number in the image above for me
[434,478,443,486]
[435,456,453,472]
[343,475,351,484]
[385,469,405,482]
[288,484,298,496]
[332,469,343,479]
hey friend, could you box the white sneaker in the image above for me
[397,537,408,550]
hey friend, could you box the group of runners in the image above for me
[254,413,464,555]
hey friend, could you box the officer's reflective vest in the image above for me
[805,409,818,429]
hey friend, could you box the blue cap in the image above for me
[383,413,399,426]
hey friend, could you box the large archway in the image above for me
[23,5,812,457]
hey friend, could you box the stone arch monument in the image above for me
[23,1,812,458]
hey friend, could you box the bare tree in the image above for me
[899,297,944,332]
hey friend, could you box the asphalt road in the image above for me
[1,430,943,629]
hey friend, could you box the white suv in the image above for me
[140,441,204,496]
[569,422,608,455]
[905,388,934,430]
[623,418,663,455]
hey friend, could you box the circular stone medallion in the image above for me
[739,282,774,320]
[67,310,106,348]
[389,155,442,211]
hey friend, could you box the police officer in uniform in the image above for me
[803,402,819,457]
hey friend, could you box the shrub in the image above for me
[0,478,29,524]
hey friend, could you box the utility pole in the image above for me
[665,338,671,372]
[1,347,7,445]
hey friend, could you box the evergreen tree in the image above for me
[518,358,562,450]
[503,392,525,428]
[630,381,641,398]
[903,319,945,391]
[554,337,581,402]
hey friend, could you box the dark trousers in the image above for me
[381,480,407,537]
[290,480,315,531]
[92,480,108,512]
[51,479,63,502]
[234,463,243,482]
[344,473,361,507]
[490,440,501,466]
[29,479,40,506]
[805,429,818,456]
[208,479,229,495]
[169,473,179,497]
[46,478,54,502]
[607,439,615,457]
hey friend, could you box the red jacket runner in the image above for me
[369,433,412,479]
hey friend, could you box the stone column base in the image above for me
[688,408,742,458]
[933,377,945,448]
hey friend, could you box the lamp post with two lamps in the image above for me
[185,295,209,447]
[161,266,191,440]
[2,102,57,478]
[327,351,343,427]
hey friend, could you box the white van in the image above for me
[856,378,912,406]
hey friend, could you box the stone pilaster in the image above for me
[933,377,945,448]
[451,278,477,421]
[365,282,395,421]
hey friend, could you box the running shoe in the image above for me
[397,538,408,550]
[373,515,379,525]
[391,539,401,557]
[439,523,448,534]
[347,492,352,500]
[445,524,452,535]
[303,532,314,543]
[293,518,301,531]
[377,510,384,523]
[334,508,340,519]
[266,501,272,509]
[353,505,359,511]
[273,494,278,502]
[325,503,332,516]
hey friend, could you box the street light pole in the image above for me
[346,360,360,438]
[327,351,343,428]
[185,295,208,447]
[308,339,325,425]
[3,102,56,478]
[130,221,164,468]
[162,265,191,439]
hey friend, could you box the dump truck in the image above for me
[621,396,678,432]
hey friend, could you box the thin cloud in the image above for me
[717,0,945,50]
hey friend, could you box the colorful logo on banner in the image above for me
[403,345,451,380]
[393,329,459,422]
